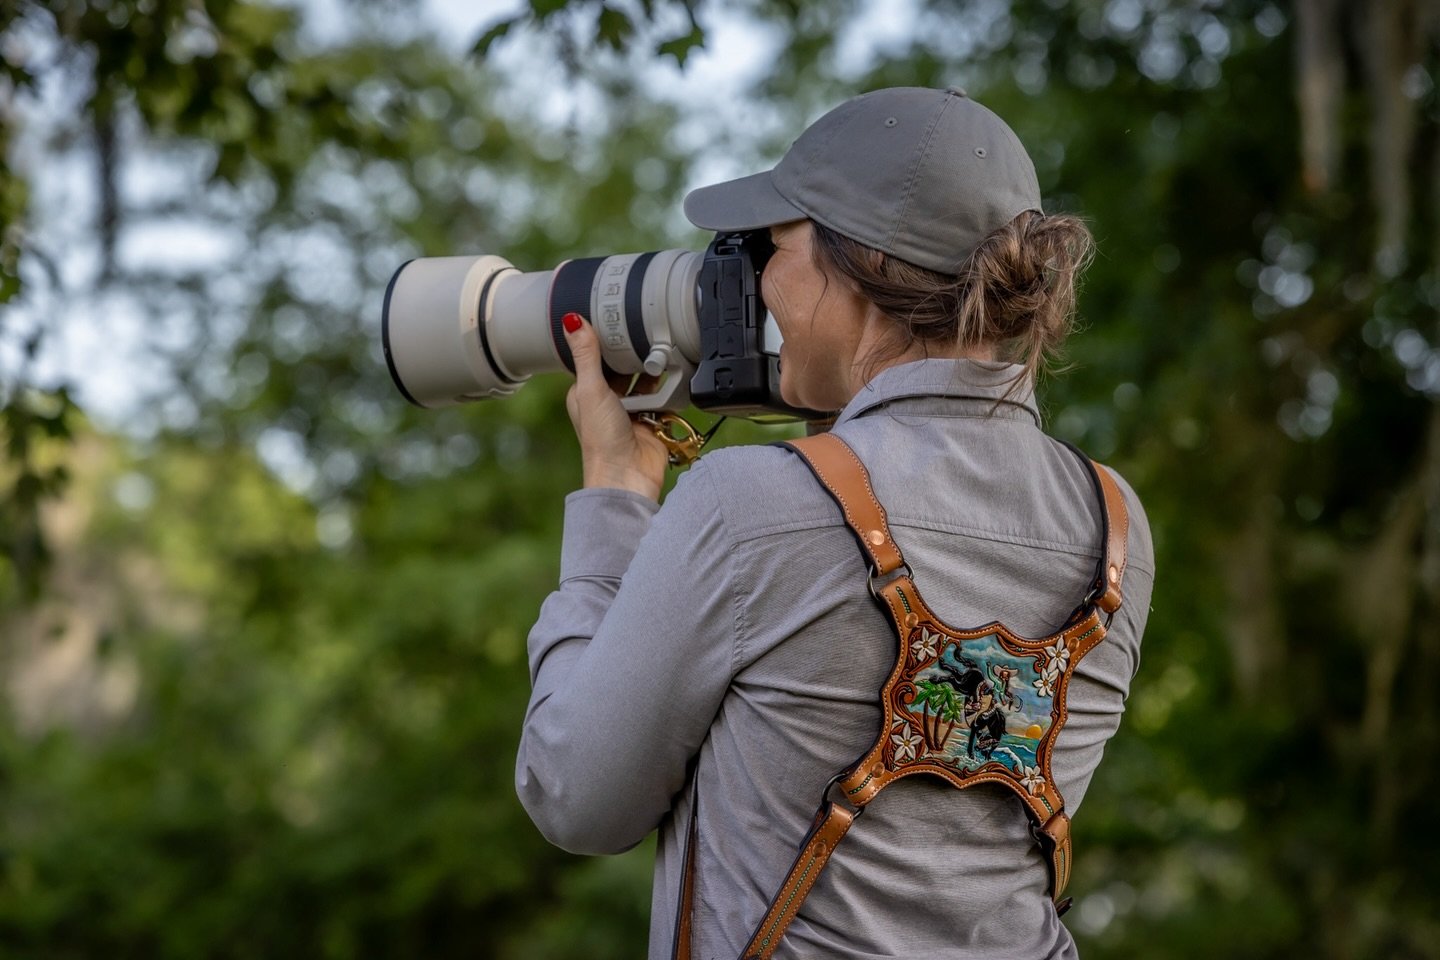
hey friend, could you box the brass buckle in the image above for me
[636,412,706,467]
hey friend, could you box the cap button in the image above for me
[946,85,968,98]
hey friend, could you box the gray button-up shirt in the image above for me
[518,358,1155,959]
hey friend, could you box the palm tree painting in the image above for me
[910,678,963,753]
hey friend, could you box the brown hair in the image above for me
[808,210,1095,391]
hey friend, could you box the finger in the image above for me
[561,313,606,394]
[629,416,674,463]
[564,381,582,427]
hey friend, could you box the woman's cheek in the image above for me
[761,272,780,324]
[776,346,801,407]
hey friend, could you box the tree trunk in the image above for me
[1345,455,1426,843]
[1356,0,1425,272]
[1295,0,1344,193]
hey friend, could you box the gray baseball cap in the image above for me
[683,86,1042,275]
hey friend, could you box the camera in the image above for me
[381,232,810,421]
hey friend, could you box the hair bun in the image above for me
[810,211,1094,386]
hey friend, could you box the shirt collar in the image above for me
[832,358,1041,427]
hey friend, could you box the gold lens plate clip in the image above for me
[636,412,706,467]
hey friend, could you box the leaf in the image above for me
[218,2,297,50]
[657,24,705,67]
[531,0,575,18]
[472,16,517,57]
[596,7,634,51]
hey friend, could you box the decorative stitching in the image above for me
[1110,468,1130,585]
[838,441,889,536]
[792,437,905,574]
[798,451,869,566]
[758,841,825,951]
[1095,462,1130,598]
[837,442,905,574]
[846,770,877,796]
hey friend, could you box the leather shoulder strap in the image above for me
[740,802,858,960]
[672,771,701,960]
[781,434,906,576]
[1060,441,1131,615]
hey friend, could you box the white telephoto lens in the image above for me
[382,249,705,410]
[382,255,528,408]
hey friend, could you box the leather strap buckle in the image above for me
[1078,579,1117,629]
[821,771,868,818]
[866,563,913,600]
[1030,812,1074,911]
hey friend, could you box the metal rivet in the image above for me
[1108,565,1120,583]
[883,117,897,127]
[867,530,885,546]
[975,147,987,158]
[905,613,919,629]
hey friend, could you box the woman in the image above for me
[516,87,1154,959]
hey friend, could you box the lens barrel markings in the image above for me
[625,252,656,359]
[548,257,606,373]
[593,258,636,363]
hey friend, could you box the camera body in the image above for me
[381,232,812,421]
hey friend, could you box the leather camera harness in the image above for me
[672,432,1130,960]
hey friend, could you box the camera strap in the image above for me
[672,432,1129,960]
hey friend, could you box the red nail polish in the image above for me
[562,312,583,333]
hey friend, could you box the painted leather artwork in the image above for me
[889,618,1100,791]
[839,577,1110,837]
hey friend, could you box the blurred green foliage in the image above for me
[0,0,1438,957]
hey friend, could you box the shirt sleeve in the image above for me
[515,459,738,855]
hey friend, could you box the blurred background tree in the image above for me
[0,0,1437,957]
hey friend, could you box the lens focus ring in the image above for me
[548,257,606,372]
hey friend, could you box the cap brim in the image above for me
[683,170,806,231]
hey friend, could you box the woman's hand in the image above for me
[561,313,669,502]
